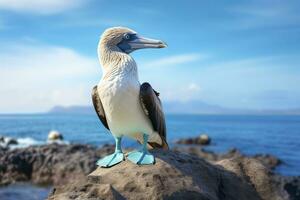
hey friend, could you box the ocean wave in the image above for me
[10,137,45,149]
[1,135,70,149]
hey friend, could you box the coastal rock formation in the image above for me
[1,143,298,199]
[0,135,18,148]
[275,176,300,200]
[176,134,211,145]
[0,143,115,186]
[0,144,282,186]
[48,150,289,200]
[173,146,282,170]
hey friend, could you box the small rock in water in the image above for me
[7,138,18,145]
[48,130,64,141]
[176,133,211,145]
[197,134,211,145]
[0,135,18,148]
[0,136,4,143]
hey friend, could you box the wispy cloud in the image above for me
[143,53,208,68]
[188,55,300,109]
[229,0,300,29]
[187,83,201,92]
[0,0,86,15]
[0,43,99,113]
[58,18,130,28]
[161,82,203,102]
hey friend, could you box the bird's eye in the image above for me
[124,34,130,40]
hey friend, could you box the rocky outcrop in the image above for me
[48,150,289,200]
[0,135,18,148]
[0,143,115,186]
[0,144,283,187]
[176,134,211,145]
[1,143,298,199]
[173,146,282,170]
[275,176,300,200]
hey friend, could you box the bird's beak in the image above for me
[128,35,167,50]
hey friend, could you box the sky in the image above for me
[0,0,300,113]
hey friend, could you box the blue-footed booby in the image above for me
[92,27,168,167]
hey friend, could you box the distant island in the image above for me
[49,100,300,115]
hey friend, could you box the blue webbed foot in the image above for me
[127,150,155,165]
[96,152,124,168]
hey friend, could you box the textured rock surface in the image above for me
[48,150,289,200]
[175,134,211,145]
[0,144,283,186]
[0,143,115,186]
[275,176,300,200]
[0,135,18,148]
[173,146,282,170]
[1,143,298,199]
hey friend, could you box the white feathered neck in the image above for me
[98,43,138,80]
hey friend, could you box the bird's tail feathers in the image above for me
[148,138,169,150]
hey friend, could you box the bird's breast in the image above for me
[97,58,153,136]
[98,73,152,136]
[99,73,140,108]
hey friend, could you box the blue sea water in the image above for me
[0,113,300,200]
[0,183,51,200]
[0,113,299,176]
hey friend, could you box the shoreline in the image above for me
[1,142,299,199]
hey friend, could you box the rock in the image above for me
[217,157,286,200]
[0,146,8,156]
[275,176,300,200]
[0,136,4,143]
[0,143,297,199]
[0,143,283,187]
[173,146,282,170]
[0,135,18,148]
[198,134,211,145]
[0,143,115,186]
[7,138,18,145]
[253,154,282,170]
[48,150,289,200]
[48,130,63,141]
[176,134,211,145]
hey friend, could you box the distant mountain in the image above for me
[48,101,300,115]
[254,108,300,115]
[162,100,232,114]
[48,101,230,115]
[49,106,94,114]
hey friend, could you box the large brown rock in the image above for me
[217,157,285,200]
[173,146,282,170]
[48,150,289,200]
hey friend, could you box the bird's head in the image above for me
[99,27,167,54]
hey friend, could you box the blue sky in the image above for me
[0,0,300,113]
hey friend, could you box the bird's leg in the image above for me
[127,134,155,165]
[96,136,124,167]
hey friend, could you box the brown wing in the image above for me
[92,85,109,130]
[139,82,169,149]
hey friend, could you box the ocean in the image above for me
[0,113,299,175]
[0,114,300,199]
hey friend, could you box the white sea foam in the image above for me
[1,136,70,149]
[10,137,45,149]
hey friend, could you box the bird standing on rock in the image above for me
[92,27,168,167]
